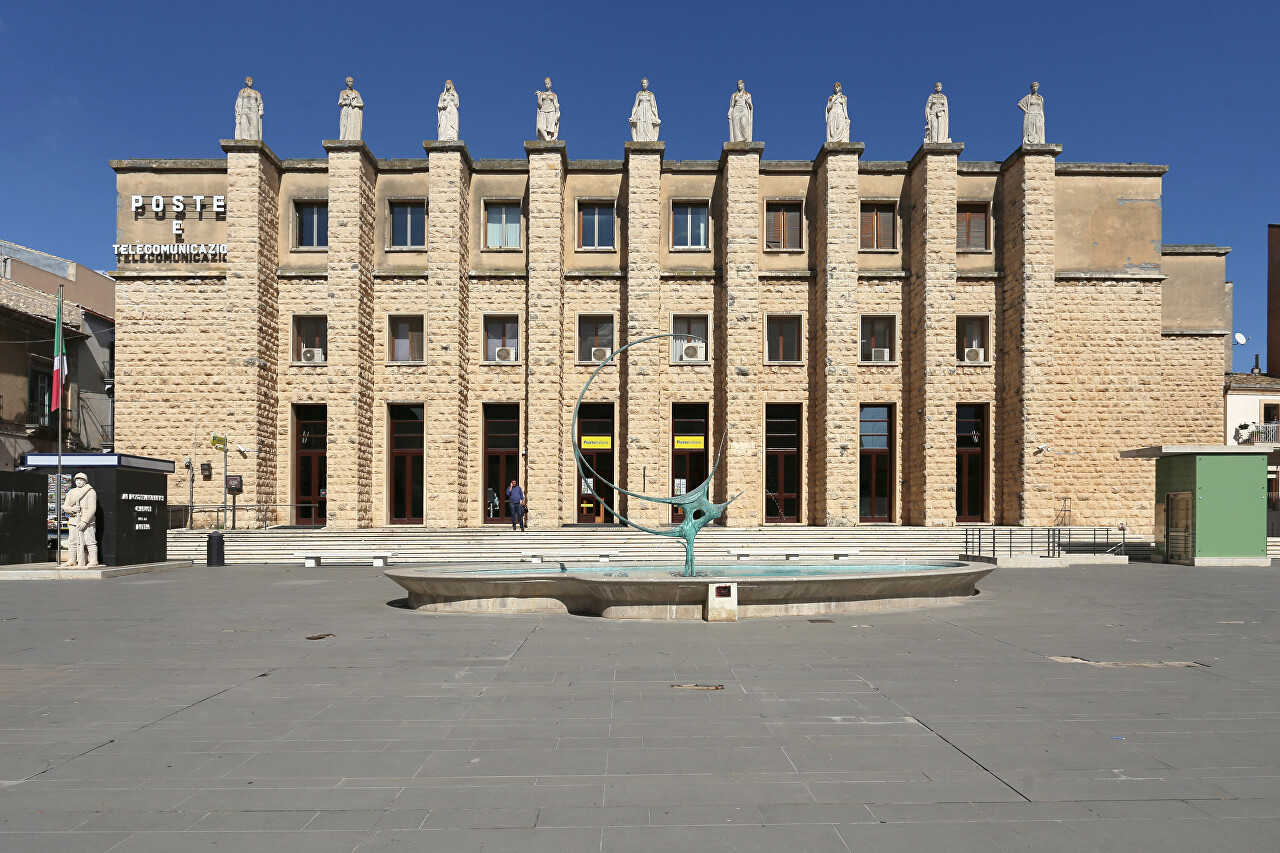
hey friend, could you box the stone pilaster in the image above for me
[904,142,963,525]
[219,140,280,527]
[998,143,1062,525]
[322,140,376,529]
[717,142,765,526]
[621,141,665,526]
[524,141,567,525]
[423,141,473,527]
[814,142,864,525]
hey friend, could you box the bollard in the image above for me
[206,531,225,567]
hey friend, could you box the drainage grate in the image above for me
[1049,655,1205,668]
[808,619,834,623]
[670,684,724,690]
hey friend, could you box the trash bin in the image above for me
[206,531,225,567]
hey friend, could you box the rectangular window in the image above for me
[485,202,521,249]
[764,201,803,250]
[859,404,893,522]
[672,315,709,362]
[27,368,52,427]
[293,316,328,362]
[860,202,896,250]
[957,404,987,522]
[765,403,802,523]
[672,202,709,249]
[389,201,426,248]
[765,315,802,362]
[484,315,519,362]
[956,203,989,251]
[295,202,328,248]
[578,202,616,250]
[483,403,520,523]
[578,315,614,362]
[956,316,990,363]
[860,315,896,362]
[388,315,424,362]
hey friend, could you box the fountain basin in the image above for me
[385,561,993,620]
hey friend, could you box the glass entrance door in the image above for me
[577,402,615,524]
[859,404,893,522]
[956,404,987,522]
[295,405,327,526]
[483,404,519,523]
[671,403,709,523]
[765,403,802,523]
[389,405,424,524]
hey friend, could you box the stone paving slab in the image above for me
[0,561,1278,850]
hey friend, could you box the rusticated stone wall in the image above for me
[719,142,764,525]
[904,144,962,525]
[321,141,375,529]
[814,143,862,525]
[112,137,1229,534]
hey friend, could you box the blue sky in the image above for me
[3,0,1276,370]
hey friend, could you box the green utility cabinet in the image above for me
[1124,447,1270,566]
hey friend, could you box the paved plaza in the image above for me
[1,561,1278,851]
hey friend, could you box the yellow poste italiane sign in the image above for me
[580,435,612,450]
[673,435,705,450]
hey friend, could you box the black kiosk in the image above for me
[22,453,175,567]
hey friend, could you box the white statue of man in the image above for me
[536,77,560,141]
[61,472,99,568]
[925,82,950,143]
[1018,81,1045,145]
[826,82,850,143]
[234,77,263,141]
[437,80,460,142]
[339,77,364,141]
[728,80,753,142]
[629,78,660,141]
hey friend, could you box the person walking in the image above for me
[506,479,527,531]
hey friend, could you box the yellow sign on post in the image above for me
[210,433,227,450]
[580,435,612,450]
[673,435,705,450]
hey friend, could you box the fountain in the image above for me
[385,336,993,619]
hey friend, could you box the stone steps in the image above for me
[167,525,1140,565]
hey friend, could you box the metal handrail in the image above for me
[964,525,1126,559]
[173,503,321,530]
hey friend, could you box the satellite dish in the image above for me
[1234,332,1249,345]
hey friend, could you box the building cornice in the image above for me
[1056,162,1167,176]
[110,158,227,173]
[219,139,283,170]
[422,140,473,171]
[908,142,965,171]
[1162,244,1231,256]
[322,140,378,172]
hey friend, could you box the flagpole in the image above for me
[55,283,63,567]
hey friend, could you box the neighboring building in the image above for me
[0,241,115,472]
[109,128,1229,533]
[1224,224,1280,533]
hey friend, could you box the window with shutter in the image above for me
[860,202,896,250]
[389,315,424,362]
[765,202,803,250]
[957,203,989,251]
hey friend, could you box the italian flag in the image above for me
[51,294,66,413]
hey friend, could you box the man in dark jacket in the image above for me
[506,479,527,531]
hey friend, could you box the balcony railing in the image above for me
[1242,424,1280,444]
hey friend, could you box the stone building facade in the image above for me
[110,133,1230,533]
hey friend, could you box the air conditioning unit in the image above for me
[494,346,517,362]
[870,348,891,362]
[301,347,325,363]
[591,346,612,363]
[964,347,985,363]
[682,342,706,361]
